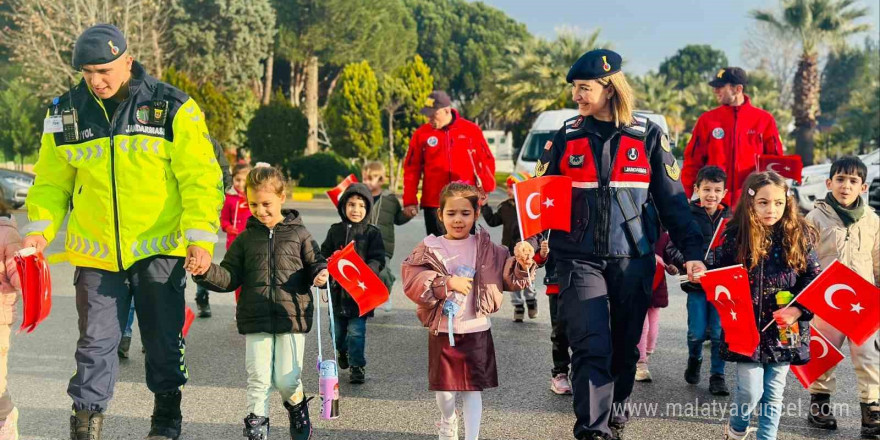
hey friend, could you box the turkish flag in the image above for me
[327,242,389,317]
[653,261,665,291]
[326,174,358,207]
[705,218,730,260]
[700,265,760,356]
[182,306,195,338]
[512,176,572,239]
[793,260,880,346]
[757,154,804,183]
[790,324,846,388]
[15,248,52,334]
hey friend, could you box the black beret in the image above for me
[72,24,127,70]
[566,49,622,83]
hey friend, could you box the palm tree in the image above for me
[632,73,688,146]
[751,0,870,165]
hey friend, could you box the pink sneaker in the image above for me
[551,373,572,395]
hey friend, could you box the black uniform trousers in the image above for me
[549,293,571,377]
[68,256,188,412]
[558,255,653,439]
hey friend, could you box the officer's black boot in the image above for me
[118,336,131,359]
[243,414,269,440]
[609,420,624,439]
[195,290,211,318]
[70,409,104,440]
[684,357,701,385]
[147,390,182,439]
[807,393,837,430]
[861,401,880,439]
[284,397,313,440]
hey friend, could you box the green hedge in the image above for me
[287,152,359,187]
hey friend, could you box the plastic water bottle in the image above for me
[775,290,800,348]
[318,360,340,419]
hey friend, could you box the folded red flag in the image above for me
[705,218,730,260]
[757,154,803,183]
[327,242,388,317]
[326,174,358,207]
[791,324,845,388]
[182,305,195,338]
[700,265,760,356]
[15,248,52,333]
[512,176,573,240]
[793,260,879,346]
[652,260,665,291]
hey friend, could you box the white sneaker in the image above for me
[723,423,756,440]
[635,361,653,382]
[550,373,573,395]
[0,407,19,440]
[381,298,393,312]
[436,413,459,440]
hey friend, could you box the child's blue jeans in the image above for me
[686,291,724,375]
[729,362,789,440]
[334,316,367,367]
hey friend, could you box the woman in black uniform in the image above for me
[533,49,706,440]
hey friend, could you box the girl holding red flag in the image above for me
[402,182,536,440]
[710,171,822,440]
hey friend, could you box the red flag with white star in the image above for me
[326,174,358,207]
[791,324,846,388]
[512,176,572,240]
[700,265,760,356]
[757,154,803,183]
[793,260,880,346]
[327,241,388,317]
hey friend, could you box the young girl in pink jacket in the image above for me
[402,182,538,440]
[0,202,21,438]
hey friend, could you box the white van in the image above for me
[513,109,670,176]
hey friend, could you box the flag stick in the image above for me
[759,259,837,333]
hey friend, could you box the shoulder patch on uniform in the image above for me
[665,161,681,181]
[660,134,671,152]
[534,160,549,177]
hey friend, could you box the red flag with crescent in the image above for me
[327,241,388,317]
[757,154,803,183]
[326,174,358,207]
[793,260,880,346]
[790,324,846,388]
[512,176,572,240]
[700,265,760,356]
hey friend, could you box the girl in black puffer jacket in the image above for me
[321,183,385,385]
[711,172,821,440]
[194,166,328,440]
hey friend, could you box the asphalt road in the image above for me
[7,198,868,439]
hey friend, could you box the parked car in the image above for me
[0,168,35,209]
[514,109,670,176]
[792,149,879,212]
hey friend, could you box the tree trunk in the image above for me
[387,108,396,191]
[262,49,274,106]
[304,56,320,155]
[792,52,820,166]
[290,61,304,108]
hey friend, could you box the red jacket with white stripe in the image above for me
[403,110,496,208]
[220,191,251,249]
[682,95,783,206]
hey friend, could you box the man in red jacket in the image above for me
[403,90,496,235]
[682,67,784,207]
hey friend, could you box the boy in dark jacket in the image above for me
[321,183,386,384]
[666,165,732,396]
[482,172,536,321]
[362,161,413,311]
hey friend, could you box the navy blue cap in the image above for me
[420,90,453,115]
[72,24,127,70]
[708,67,748,88]
[566,49,622,83]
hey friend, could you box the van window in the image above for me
[521,132,556,161]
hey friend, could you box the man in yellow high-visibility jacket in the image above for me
[22,24,223,440]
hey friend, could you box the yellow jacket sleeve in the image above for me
[169,99,224,255]
[23,113,75,243]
